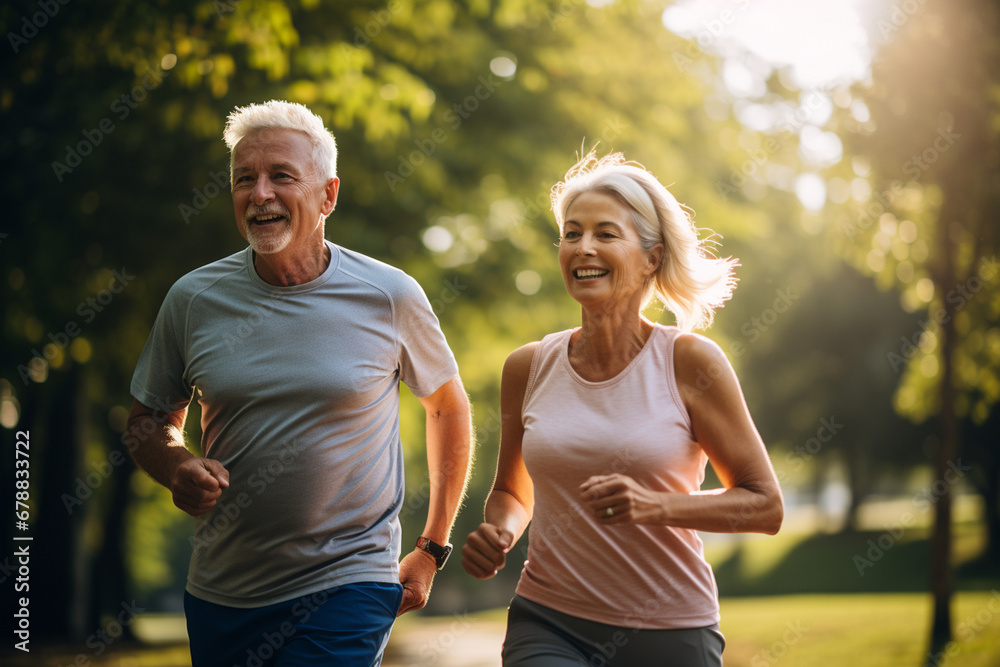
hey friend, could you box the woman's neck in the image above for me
[569,303,654,382]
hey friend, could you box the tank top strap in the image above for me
[521,328,574,417]
[656,325,692,432]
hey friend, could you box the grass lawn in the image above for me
[703,513,1000,666]
[719,592,1000,667]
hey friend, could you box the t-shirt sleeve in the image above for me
[394,274,460,398]
[130,280,194,413]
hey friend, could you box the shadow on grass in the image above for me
[714,529,999,597]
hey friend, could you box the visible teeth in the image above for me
[255,214,282,222]
[575,269,608,279]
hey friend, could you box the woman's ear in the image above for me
[646,243,665,276]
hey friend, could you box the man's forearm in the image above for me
[421,399,473,544]
[126,401,229,517]
[125,412,193,490]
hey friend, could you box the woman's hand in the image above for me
[580,473,667,525]
[462,523,514,579]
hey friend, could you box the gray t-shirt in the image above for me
[131,241,459,607]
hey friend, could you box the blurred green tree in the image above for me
[658,6,942,534]
[828,0,1000,653]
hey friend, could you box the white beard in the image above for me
[246,221,293,255]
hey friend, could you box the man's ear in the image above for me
[321,177,340,216]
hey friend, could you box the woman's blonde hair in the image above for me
[551,151,737,331]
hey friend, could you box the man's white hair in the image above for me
[223,100,337,183]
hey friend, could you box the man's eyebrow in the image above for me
[232,162,300,175]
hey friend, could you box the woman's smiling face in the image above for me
[558,190,662,309]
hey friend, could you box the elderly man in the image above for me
[127,100,472,666]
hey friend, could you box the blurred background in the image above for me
[1,0,998,665]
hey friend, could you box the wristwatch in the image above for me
[415,536,453,571]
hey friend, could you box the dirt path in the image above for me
[382,614,506,667]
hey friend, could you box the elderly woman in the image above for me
[462,153,783,666]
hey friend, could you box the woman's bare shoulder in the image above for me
[672,331,735,394]
[504,341,541,379]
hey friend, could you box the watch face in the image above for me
[438,543,453,568]
[417,537,453,569]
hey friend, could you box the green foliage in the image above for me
[828,0,1000,425]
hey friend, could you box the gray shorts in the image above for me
[502,595,724,667]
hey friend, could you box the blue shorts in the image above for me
[184,582,403,667]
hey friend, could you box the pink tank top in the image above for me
[514,324,720,629]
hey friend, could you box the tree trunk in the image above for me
[928,315,957,653]
[87,426,137,640]
[844,438,869,531]
[34,365,85,640]
[987,455,1000,566]
[973,413,1000,568]
[926,210,960,660]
